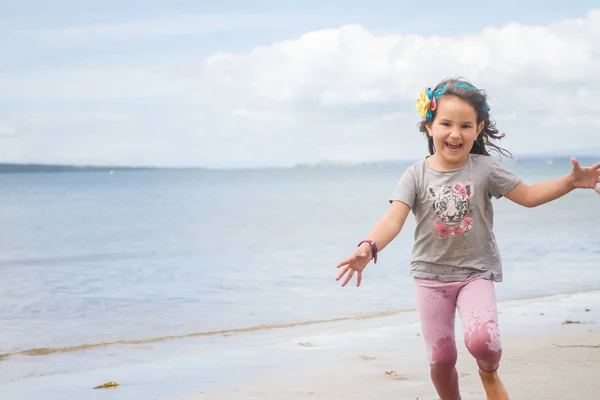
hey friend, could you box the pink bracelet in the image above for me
[357,239,378,264]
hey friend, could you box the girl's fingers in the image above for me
[571,157,580,170]
[337,254,356,268]
[336,255,355,269]
[335,253,368,287]
[335,265,349,281]
[341,269,355,287]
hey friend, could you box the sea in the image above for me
[0,156,599,399]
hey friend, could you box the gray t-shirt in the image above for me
[389,154,521,282]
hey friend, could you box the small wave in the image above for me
[0,251,153,267]
[0,309,403,361]
[2,286,599,362]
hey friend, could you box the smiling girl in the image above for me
[335,78,600,400]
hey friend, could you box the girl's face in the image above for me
[426,95,484,170]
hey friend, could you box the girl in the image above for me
[335,78,600,400]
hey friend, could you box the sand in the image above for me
[177,294,600,400]
[187,326,600,399]
[3,293,599,400]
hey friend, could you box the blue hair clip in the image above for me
[431,82,490,112]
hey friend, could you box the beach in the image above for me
[1,163,599,399]
[3,289,599,400]
[195,331,600,399]
[187,333,600,400]
[3,1,600,398]
[169,290,600,400]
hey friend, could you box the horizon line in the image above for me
[0,152,597,172]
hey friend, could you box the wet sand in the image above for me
[177,294,600,400]
[2,291,599,400]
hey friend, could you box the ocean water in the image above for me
[0,157,599,398]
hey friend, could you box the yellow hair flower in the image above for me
[415,88,431,120]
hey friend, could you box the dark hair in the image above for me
[417,78,512,158]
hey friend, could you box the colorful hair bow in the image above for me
[416,87,437,121]
[415,82,490,121]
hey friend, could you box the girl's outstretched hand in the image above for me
[335,243,371,287]
[570,157,600,194]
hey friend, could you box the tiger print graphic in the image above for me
[428,182,474,238]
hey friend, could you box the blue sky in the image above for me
[1,2,599,167]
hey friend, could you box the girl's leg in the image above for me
[456,278,509,399]
[413,278,462,400]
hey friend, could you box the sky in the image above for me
[1,1,600,168]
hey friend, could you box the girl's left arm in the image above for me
[505,157,600,208]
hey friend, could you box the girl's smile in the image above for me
[425,95,484,170]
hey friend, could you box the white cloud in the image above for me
[206,10,600,108]
[2,10,600,167]
[199,10,600,166]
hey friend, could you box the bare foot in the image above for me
[478,369,510,400]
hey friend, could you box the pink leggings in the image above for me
[414,277,502,400]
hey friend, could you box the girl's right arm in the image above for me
[361,200,411,255]
[335,200,411,287]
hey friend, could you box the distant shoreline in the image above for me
[0,154,596,173]
[0,163,157,173]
